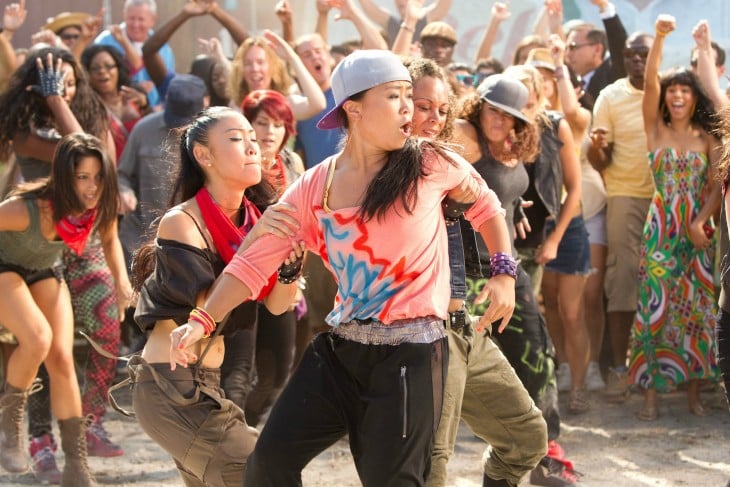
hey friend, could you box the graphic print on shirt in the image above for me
[320,210,420,325]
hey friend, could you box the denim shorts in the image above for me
[544,215,591,275]
[584,206,607,246]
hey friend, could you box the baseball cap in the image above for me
[317,50,411,130]
[164,74,208,128]
[420,21,458,45]
[476,74,530,124]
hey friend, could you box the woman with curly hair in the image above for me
[81,44,150,161]
[0,48,131,482]
[446,72,573,485]
[502,64,590,415]
[0,132,125,486]
[629,15,721,422]
[227,31,325,120]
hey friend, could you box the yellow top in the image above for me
[592,78,655,199]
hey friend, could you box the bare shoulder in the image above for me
[0,196,32,232]
[156,201,208,249]
[451,120,481,163]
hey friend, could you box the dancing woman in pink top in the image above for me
[170,49,516,486]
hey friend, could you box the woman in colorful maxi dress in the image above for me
[629,14,721,421]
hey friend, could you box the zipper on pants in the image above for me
[400,365,408,439]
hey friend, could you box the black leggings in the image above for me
[220,304,296,425]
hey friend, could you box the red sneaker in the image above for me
[29,434,62,485]
[86,421,124,457]
[530,441,582,486]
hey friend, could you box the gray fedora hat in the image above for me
[476,74,530,124]
[317,49,412,130]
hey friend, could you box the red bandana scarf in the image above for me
[263,154,289,198]
[195,188,275,299]
[55,207,97,255]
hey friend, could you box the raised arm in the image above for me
[72,9,104,61]
[357,0,391,28]
[545,0,565,40]
[643,14,674,147]
[473,1,510,63]
[594,0,628,81]
[422,0,453,22]
[0,0,24,83]
[209,1,248,45]
[391,0,422,56]
[315,0,332,42]
[692,20,729,109]
[14,54,84,162]
[332,0,387,50]
[549,34,591,135]
[142,1,212,87]
[109,25,144,75]
[264,30,327,120]
[275,0,295,46]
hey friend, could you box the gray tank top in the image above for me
[471,131,529,259]
[0,198,66,270]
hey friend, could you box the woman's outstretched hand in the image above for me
[169,321,205,370]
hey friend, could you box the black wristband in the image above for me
[277,258,303,284]
[442,197,474,220]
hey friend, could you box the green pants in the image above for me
[426,325,547,486]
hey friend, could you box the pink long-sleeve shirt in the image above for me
[225,147,504,327]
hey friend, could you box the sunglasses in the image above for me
[60,33,80,41]
[89,63,118,74]
[566,42,597,52]
[623,47,650,59]
[455,73,475,87]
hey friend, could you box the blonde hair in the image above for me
[227,37,292,107]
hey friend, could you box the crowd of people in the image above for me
[0,0,728,486]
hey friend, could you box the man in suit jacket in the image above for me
[565,1,628,106]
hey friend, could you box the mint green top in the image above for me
[0,198,66,270]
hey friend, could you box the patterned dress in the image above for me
[629,148,718,392]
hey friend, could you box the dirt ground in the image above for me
[1,384,729,486]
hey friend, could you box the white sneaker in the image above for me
[556,362,571,392]
[585,361,606,391]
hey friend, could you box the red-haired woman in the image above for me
[220,90,305,426]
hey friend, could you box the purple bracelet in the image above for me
[490,252,518,279]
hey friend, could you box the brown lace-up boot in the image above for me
[0,384,32,473]
[59,417,96,487]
